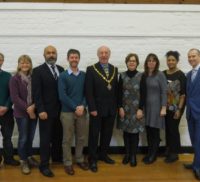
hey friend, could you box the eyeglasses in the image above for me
[128,60,137,63]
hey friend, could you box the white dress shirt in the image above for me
[46,62,60,77]
[191,64,200,82]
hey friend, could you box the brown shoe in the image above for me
[64,165,75,175]
[77,162,89,170]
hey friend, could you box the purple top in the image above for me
[9,74,29,118]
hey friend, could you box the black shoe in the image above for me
[89,162,98,173]
[99,155,115,164]
[143,155,157,165]
[4,158,20,166]
[183,163,193,170]
[142,155,150,163]
[40,168,54,177]
[164,154,179,163]
[122,155,130,165]
[130,156,137,167]
[0,155,3,167]
[194,169,200,180]
[160,148,169,157]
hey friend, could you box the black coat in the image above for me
[85,62,118,117]
[32,63,64,117]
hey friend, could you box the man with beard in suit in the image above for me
[85,46,118,172]
[32,45,64,177]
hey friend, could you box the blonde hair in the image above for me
[17,55,33,75]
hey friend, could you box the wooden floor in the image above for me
[0,154,197,182]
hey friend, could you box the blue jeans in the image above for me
[187,115,200,170]
[15,117,37,161]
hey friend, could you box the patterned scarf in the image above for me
[19,72,32,106]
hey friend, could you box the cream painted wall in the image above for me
[0,3,199,147]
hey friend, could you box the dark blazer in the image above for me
[32,63,64,117]
[9,74,29,118]
[186,69,200,121]
[85,62,118,117]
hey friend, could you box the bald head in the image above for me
[97,46,111,64]
[43,45,57,65]
[44,45,57,55]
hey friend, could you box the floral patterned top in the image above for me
[163,70,186,112]
[117,70,144,133]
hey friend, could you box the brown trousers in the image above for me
[60,112,87,166]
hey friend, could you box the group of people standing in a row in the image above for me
[0,45,200,180]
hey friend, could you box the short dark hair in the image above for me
[0,52,4,60]
[165,51,180,62]
[67,49,80,59]
[125,53,139,66]
[144,53,160,76]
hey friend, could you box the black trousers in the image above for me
[39,115,63,169]
[165,111,181,154]
[123,132,139,156]
[88,114,116,162]
[146,126,160,156]
[0,110,15,161]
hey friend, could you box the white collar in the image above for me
[192,64,200,72]
[46,62,56,68]
[67,67,80,76]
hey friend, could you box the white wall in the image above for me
[0,3,199,148]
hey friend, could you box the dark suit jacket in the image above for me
[186,69,200,121]
[85,62,118,117]
[32,63,64,117]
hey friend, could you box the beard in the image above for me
[45,57,57,65]
[69,61,78,68]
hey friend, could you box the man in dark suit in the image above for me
[184,48,200,180]
[32,45,64,177]
[85,46,118,172]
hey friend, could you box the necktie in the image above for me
[51,65,58,80]
[103,65,109,78]
[191,69,197,82]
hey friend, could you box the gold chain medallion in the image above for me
[93,64,116,90]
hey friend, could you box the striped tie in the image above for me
[51,65,58,80]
